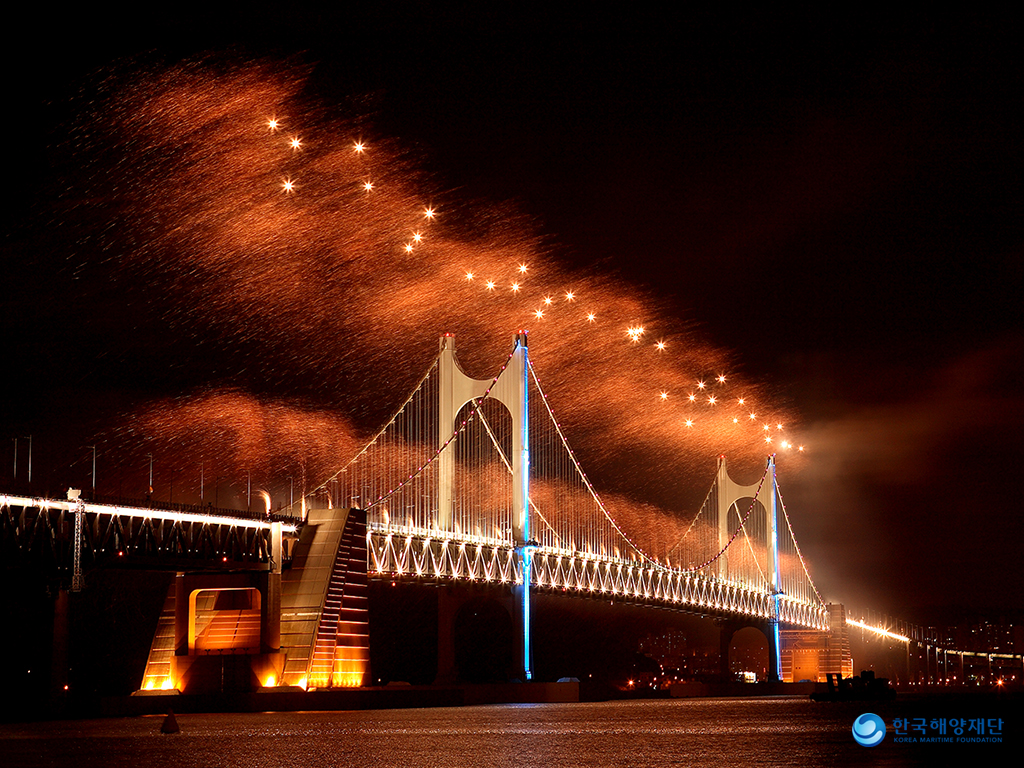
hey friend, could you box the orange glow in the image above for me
[749,413,756,420]
[764,435,773,444]
[289,136,302,150]
[738,398,745,405]
[659,392,668,400]
[688,394,696,402]
[685,419,694,428]
[534,309,544,319]
[626,325,644,342]
[707,396,716,405]
[763,424,770,431]
[263,674,277,687]
[87,63,805,510]
[696,380,706,390]
[777,423,784,430]
[511,282,520,293]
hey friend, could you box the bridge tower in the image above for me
[437,332,533,680]
[715,455,783,682]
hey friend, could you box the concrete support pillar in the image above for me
[435,587,457,685]
[50,588,69,705]
[260,570,281,654]
[174,573,188,656]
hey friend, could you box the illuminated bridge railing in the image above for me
[367,523,829,630]
[1,495,299,571]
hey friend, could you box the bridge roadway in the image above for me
[1,492,827,629]
[367,524,830,630]
[1,494,299,574]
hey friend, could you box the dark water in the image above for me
[1,696,1014,767]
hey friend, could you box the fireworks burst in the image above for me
[51,56,801,517]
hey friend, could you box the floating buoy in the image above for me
[161,709,180,734]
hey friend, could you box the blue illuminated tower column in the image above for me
[766,454,783,682]
[512,331,533,681]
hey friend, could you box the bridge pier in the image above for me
[433,583,519,684]
[435,586,457,685]
[170,569,284,694]
[50,588,70,709]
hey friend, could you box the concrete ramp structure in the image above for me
[280,506,369,689]
[139,508,368,694]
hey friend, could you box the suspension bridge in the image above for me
[307,332,829,685]
[2,332,837,694]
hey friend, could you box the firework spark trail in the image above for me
[55,56,802,532]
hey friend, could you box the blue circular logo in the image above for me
[852,713,886,747]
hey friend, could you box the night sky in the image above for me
[3,8,1021,624]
